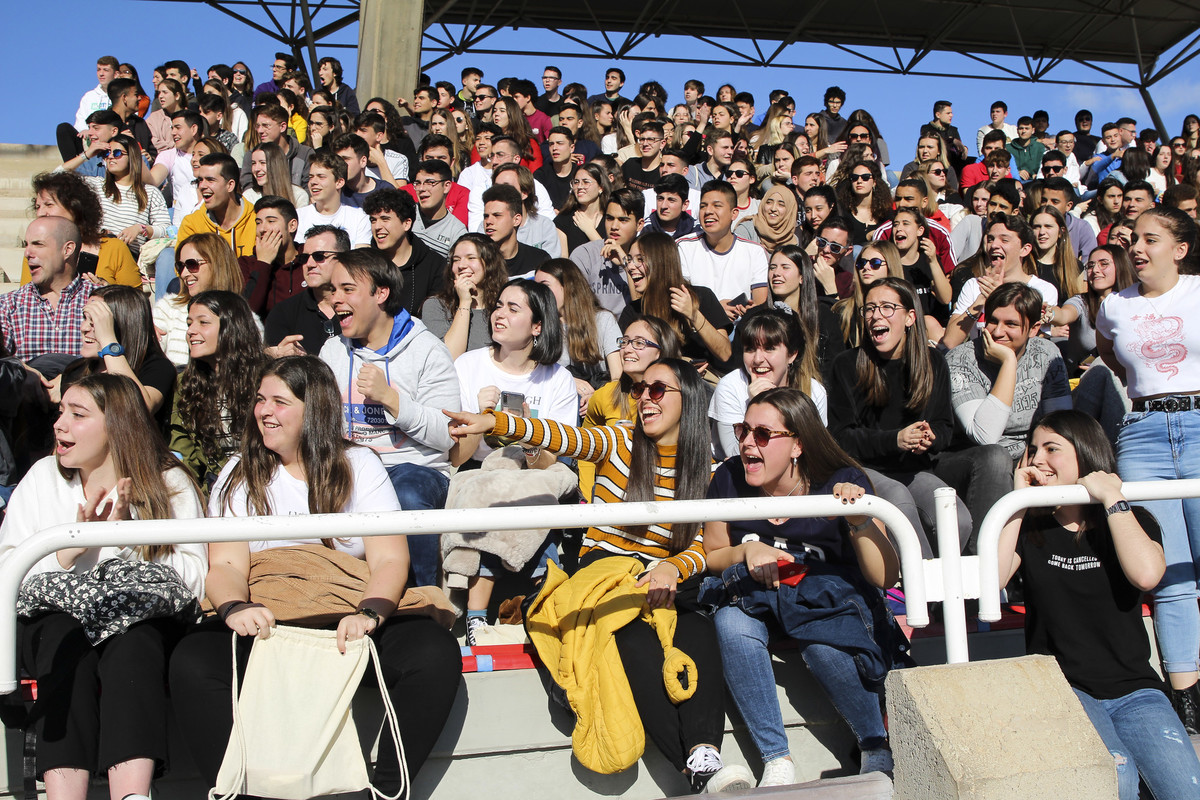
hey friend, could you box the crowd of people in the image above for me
[1,50,1199,798]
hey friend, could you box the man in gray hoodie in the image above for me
[321,249,461,585]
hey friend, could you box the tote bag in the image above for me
[210,625,408,800]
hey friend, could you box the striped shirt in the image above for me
[490,412,711,579]
[83,177,169,258]
[0,278,95,361]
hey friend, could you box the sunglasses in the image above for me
[617,336,660,351]
[1044,164,1064,173]
[855,256,887,271]
[630,381,680,402]
[103,149,126,160]
[815,237,849,256]
[474,94,495,101]
[233,68,248,75]
[851,172,874,182]
[733,422,795,447]
[176,258,208,273]
[297,250,337,265]
[723,169,751,179]
[848,132,871,141]
[928,168,946,176]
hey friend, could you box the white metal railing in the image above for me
[0,494,927,693]
[975,478,1200,623]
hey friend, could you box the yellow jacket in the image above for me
[176,200,257,258]
[526,557,697,774]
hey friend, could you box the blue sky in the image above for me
[5,0,1198,162]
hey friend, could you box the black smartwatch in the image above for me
[355,607,382,624]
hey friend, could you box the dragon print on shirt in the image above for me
[1127,314,1187,379]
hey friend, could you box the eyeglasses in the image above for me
[733,422,796,447]
[1044,164,1064,173]
[848,132,871,142]
[617,336,660,351]
[851,172,874,182]
[411,178,448,188]
[723,169,751,179]
[815,237,849,256]
[176,258,208,273]
[297,250,337,265]
[860,302,903,318]
[630,380,681,401]
[103,149,126,160]
[928,168,946,176]
[636,136,663,145]
[855,256,886,271]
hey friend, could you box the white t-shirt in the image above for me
[951,275,1059,337]
[295,203,372,247]
[154,148,198,217]
[455,346,579,461]
[677,233,769,303]
[209,447,399,559]
[1096,274,1200,399]
[558,310,622,368]
[0,457,207,597]
[708,369,828,459]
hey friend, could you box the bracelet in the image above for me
[218,600,248,622]
[847,519,875,535]
[693,316,707,332]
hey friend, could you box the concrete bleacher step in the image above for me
[0,143,57,284]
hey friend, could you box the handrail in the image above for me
[976,478,1200,622]
[0,493,925,692]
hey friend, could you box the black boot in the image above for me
[1170,683,1200,735]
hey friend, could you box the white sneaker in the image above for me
[759,757,795,787]
[705,763,753,793]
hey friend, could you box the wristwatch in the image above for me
[97,343,126,358]
[355,607,382,624]
[1105,499,1132,517]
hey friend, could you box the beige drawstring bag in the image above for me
[209,625,408,800]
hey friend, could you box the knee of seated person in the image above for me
[386,463,448,511]
[973,444,1014,477]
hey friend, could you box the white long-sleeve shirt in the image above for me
[74,85,112,131]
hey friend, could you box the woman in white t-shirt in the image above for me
[710,305,827,459]
[1096,206,1200,732]
[0,374,205,800]
[168,356,461,794]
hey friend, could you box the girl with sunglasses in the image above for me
[710,305,825,460]
[169,290,267,492]
[153,233,249,369]
[82,135,167,261]
[833,241,903,349]
[915,162,963,225]
[833,160,891,246]
[703,387,904,786]
[447,358,755,793]
[828,277,970,555]
[726,155,759,228]
[998,410,1200,798]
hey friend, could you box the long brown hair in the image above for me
[58,374,201,560]
[613,315,681,417]
[251,142,295,199]
[434,233,509,315]
[102,134,149,212]
[1032,205,1082,296]
[748,387,866,488]
[1082,245,1135,325]
[834,240,903,346]
[636,231,700,341]
[855,278,934,412]
[536,259,604,365]
[172,232,245,307]
[218,357,356,548]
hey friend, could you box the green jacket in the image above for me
[168,387,232,496]
[1006,138,1046,178]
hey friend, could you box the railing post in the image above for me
[935,487,969,663]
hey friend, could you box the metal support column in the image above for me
[358,0,423,108]
[1139,85,1170,143]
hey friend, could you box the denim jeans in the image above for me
[1073,687,1200,800]
[1116,409,1200,674]
[385,463,450,587]
[154,247,178,301]
[714,604,887,762]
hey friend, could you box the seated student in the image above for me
[887,208,953,337]
[238,196,305,317]
[296,151,372,248]
[482,184,550,276]
[321,249,461,587]
[446,359,754,794]
[568,188,643,317]
[799,184,837,253]
[410,159,468,258]
[0,373,206,800]
[420,233,508,358]
[828,278,970,555]
[960,129,1009,191]
[1030,205,1084,306]
[709,299,827,450]
[651,148,703,219]
[619,231,733,378]
[1047,244,1134,375]
[491,163,561,256]
[534,259,624,414]
[621,119,665,193]
[466,135,555,231]
[1039,177,1097,261]
[457,123,502,214]
[354,110,408,187]
[644,172,699,240]
[264,225,350,357]
[242,142,309,208]
[52,285,177,432]
[169,290,266,492]
[833,240,904,349]
[534,126,577,212]
[1162,182,1199,219]
[1007,116,1046,181]
[686,129,736,192]
[61,109,122,178]
[359,189,444,317]
[153,233,249,368]
[21,171,140,290]
[176,153,256,258]
[941,282,1072,551]
[78,135,168,262]
[555,163,611,254]
[149,110,204,220]
[998,411,1200,800]
[766,244,844,379]
[404,134,470,224]
[949,177,1020,265]
[237,103,314,193]
[1118,180,1157,223]
[678,179,769,321]
[334,133,387,209]
[170,356,461,797]
[583,315,682,430]
[872,178,956,276]
[945,213,1058,347]
[550,102,602,164]
[734,185,799,251]
[704,387,905,786]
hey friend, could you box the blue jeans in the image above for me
[1073,687,1200,800]
[714,604,887,762]
[385,463,450,587]
[154,247,178,301]
[1116,409,1200,674]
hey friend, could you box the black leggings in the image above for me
[613,608,726,772]
[19,613,178,777]
[168,615,461,794]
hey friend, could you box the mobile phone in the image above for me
[499,391,525,415]
[730,293,749,307]
[777,559,808,586]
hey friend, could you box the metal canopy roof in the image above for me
[166,0,1200,89]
